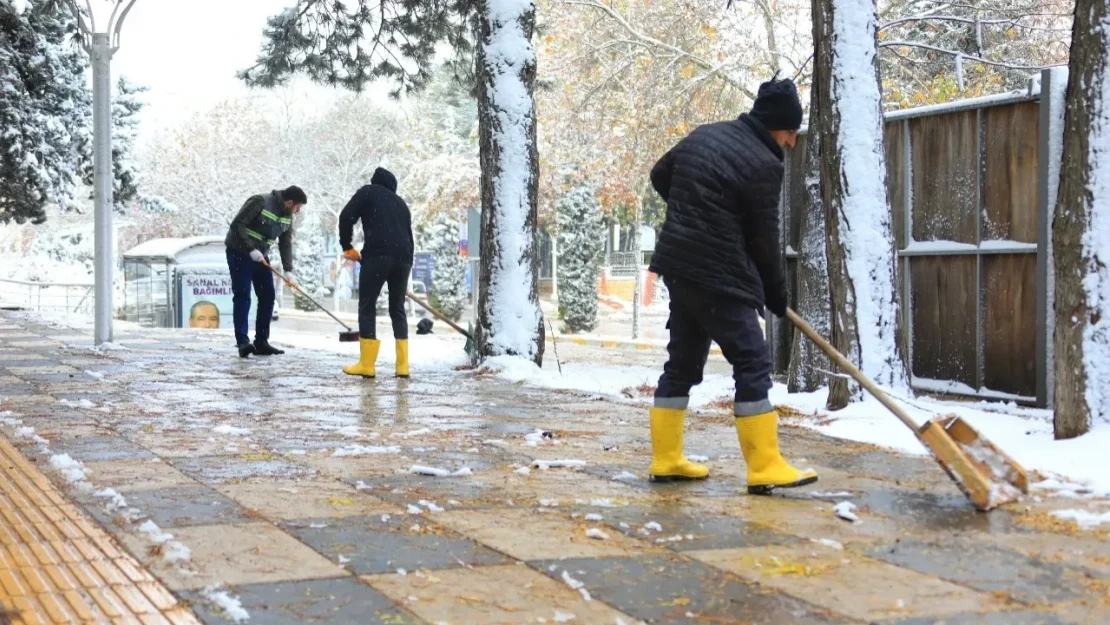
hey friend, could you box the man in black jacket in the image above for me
[646,77,817,495]
[225,185,306,358]
[338,167,415,379]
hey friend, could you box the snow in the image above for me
[213,425,251,436]
[828,0,907,393]
[833,501,859,523]
[533,459,586,470]
[94,488,128,510]
[480,0,542,359]
[1082,28,1110,425]
[812,538,844,551]
[642,522,663,533]
[611,471,639,482]
[332,445,401,457]
[911,377,1033,403]
[559,570,591,602]
[203,585,250,623]
[1051,509,1110,529]
[409,465,473,477]
[585,528,609,540]
[139,520,192,564]
[1045,67,1069,408]
[584,513,604,521]
[49,454,88,483]
[122,236,224,260]
[771,383,1110,495]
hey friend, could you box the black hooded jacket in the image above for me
[339,168,415,261]
[648,114,786,308]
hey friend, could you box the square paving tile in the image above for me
[81,458,196,492]
[44,435,155,462]
[530,554,851,625]
[351,474,514,509]
[86,485,254,529]
[217,479,400,521]
[580,501,802,552]
[868,538,1089,605]
[365,564,637,625]
[172,455,318,484]
[435,507,661,561]
[121,522,345,591]
[128,432,242,458]
[282,514,511,575]
[878,611,1081,625]
[689,544,1004,622]
[184,577,417,625]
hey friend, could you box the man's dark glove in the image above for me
[765,280,788,318]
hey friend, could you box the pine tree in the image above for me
[428,213,467,322]
[0,0,91,224]
[293,207,326,311]
[79,76,147,209]
[555,183,604,333]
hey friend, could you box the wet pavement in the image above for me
[0,312,1108,624]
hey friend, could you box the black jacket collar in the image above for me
[738,114,785,162]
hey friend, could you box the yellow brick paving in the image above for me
[0,436,201,625]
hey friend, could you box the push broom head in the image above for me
[338,331,360,343]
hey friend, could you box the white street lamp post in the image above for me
[67,0,138,345]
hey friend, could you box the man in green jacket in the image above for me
[225,186,307,358]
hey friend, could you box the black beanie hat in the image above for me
[282,185,308,205]
[749,75,803,131]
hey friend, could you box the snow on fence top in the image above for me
[796,79,1051,136]
[123,236,224,261]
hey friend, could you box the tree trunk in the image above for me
[1053,0,1110,439]
[474,0,545,366]
[813,0,908,410]
[787,76,832,394]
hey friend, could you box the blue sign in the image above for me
[412,252,435,292]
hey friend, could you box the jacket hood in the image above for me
[371,167,398,193]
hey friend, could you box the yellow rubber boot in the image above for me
[736,410,818,494]
[648,407,709,482]
[395,339,410,378]
[342,339,380,378]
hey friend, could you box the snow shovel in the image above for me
[263,262,359,343]
[785,308,1028,511]
[405,292,475,356]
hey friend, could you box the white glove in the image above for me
[283,271,297,287]
[249,249,265,263]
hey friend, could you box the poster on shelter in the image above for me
[178,273,256,330]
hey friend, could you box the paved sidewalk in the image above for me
[0,312,1108,625]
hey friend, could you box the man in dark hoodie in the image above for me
[225,185,307,358]
[645,76,817,495]
[338,167,415,379]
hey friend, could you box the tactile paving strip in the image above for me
[0,436,201,625]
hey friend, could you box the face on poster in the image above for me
[180,273,257,329]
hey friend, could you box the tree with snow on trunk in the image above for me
[1051,0,1110,439]
[812,0,908,409]
[555,183,604,334]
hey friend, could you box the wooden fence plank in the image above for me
[911,111,979,244]
[911,256,978,387]
[984,102,1040,243]
[983,254,1037,396]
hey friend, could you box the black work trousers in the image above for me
[358,256,412,340]
[654,278,773,417]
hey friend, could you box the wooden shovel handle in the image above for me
[406,292,473,341]
[784,308,922,433]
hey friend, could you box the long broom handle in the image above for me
[263,262,354,332]
[785,307,921,433]
[405,292,473,341]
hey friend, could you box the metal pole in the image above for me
[92,32,114,345]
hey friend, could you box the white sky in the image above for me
[109,0,390,140]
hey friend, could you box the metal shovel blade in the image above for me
[918,414,1029,511]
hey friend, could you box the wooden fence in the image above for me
[768,69,1066,407]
